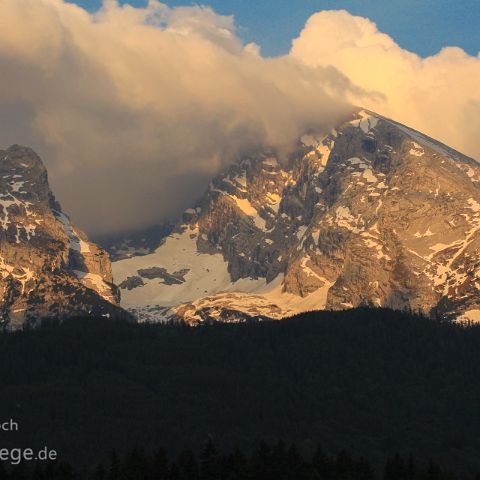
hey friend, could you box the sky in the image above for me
[1,1,479,235]
[69,0,480,58]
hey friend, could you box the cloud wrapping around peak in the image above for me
[291,10,480,161]
[0,0,356,234]
[0,2,479,234]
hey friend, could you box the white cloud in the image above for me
[0,3,478,235]
[291,10,480,161]
[0,0,354,234]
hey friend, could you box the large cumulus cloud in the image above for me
[0,2,479,235]
[291,10,480,161]
[0,0,355,234]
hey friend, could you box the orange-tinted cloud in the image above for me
[291,10,480,161]
[1,3,478,235]
[0,0,354,234]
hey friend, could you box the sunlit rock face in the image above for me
[113,110,480,324]
[0,145,130,329]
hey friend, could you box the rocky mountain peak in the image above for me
[113,110,480,324]
[0,145,130,329]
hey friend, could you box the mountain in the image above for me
[0,144,129,329]
[112,110,480,323]
[94,223,174,261]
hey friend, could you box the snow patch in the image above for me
[230,196,266,230]
[334,206,361,233]
[263,158,278,167]
[54,211,91,253]
[409,142,425,157]
[350,110,379,133]
[457,309,480,323]
[75,271,112,301]
[362,169,377,183]
[414,228,434,238]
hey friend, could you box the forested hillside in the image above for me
[1,309,480,472]
[0,442,466,480]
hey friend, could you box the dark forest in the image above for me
[1,309,480,474]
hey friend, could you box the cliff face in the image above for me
[113,111,480,323]
[0,145,129,329]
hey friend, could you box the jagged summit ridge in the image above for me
[113,110,480,323]
[0,144,128,328]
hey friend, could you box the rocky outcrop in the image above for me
[113,110,480,323]
[0,145,130,329]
